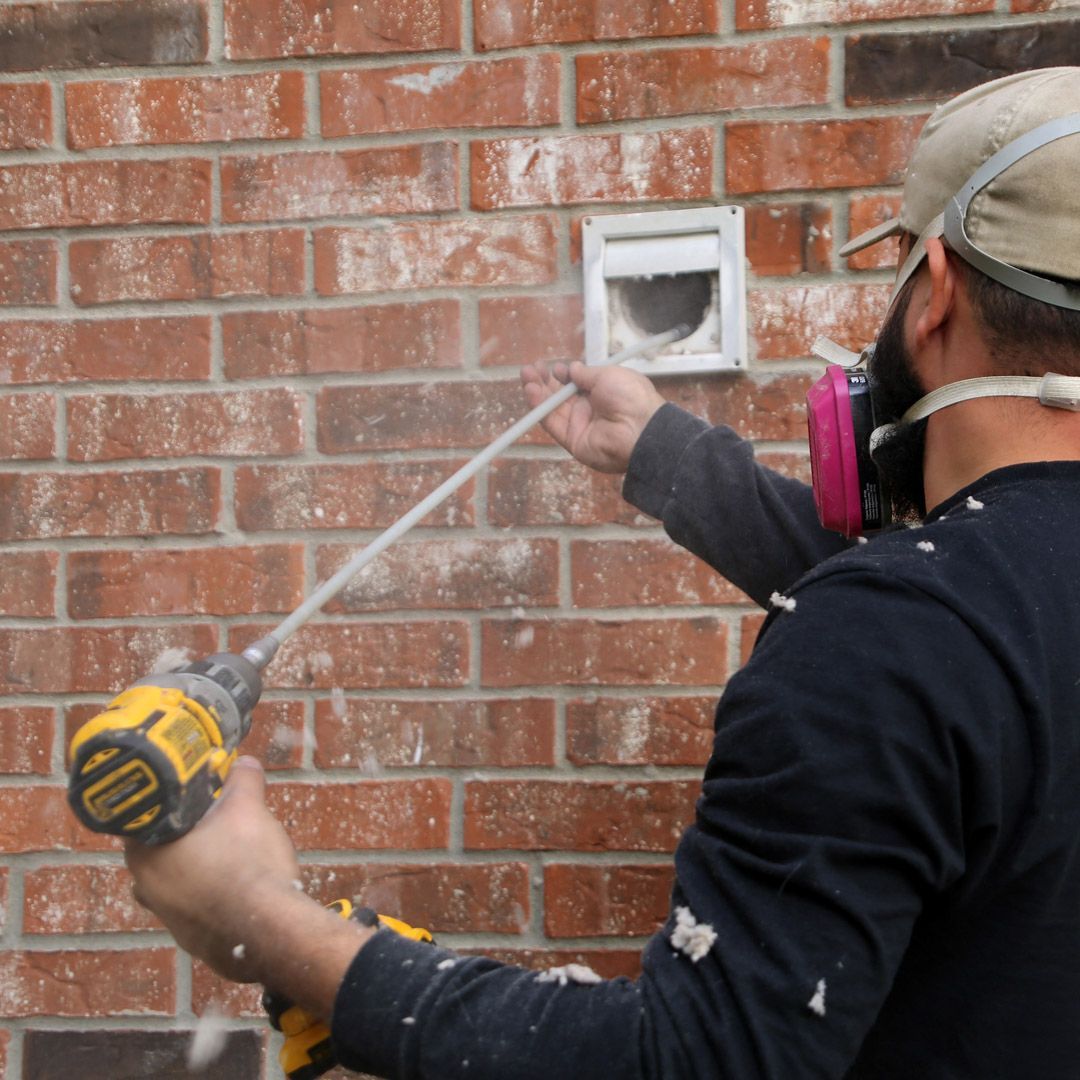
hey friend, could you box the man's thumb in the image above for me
[221,755,266,803]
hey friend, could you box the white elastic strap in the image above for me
[811,336,863,368]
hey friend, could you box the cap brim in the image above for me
[839,216,902,258]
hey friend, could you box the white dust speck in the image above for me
[151,646,194,674]
[437,958,457,971]
[917,541,935,553]
[671,906,716,963]
[330,687,347,719]
[402,1015,417,1025]
[770,591,797,613]
[966,496,984,510]
[231,944,246,960]
[856,536,869,545]
[535,963,603,986]
[808,977,827,1017]
[514,626,535,649]
[412,728,424,766]
[186,1004,229,1070]
[292,879,304,892]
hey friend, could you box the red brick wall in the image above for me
[1,1,1076,1074]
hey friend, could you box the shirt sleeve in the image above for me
[331,568,1007,1079]
[621,403,851,607]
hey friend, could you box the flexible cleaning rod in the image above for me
[241,324,690,671]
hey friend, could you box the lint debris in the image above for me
[186,1004,229,1069]
[437,958,457,971]
[807,978,827,1017]
[770,591,797,613]
[535,963,603,987]
[670,906,716,963]
[232,944,246,960]
[966,496,984,510]
[917,540,935,553]
[856,536,869,545]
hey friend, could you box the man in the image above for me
[127,68,1080,1077]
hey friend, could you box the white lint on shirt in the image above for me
[917,541,935,553]
[770,591,797,613]
[808,978,827,1017]
[966,496,985,510]
[671,906,717,962]
[535,963,603,987]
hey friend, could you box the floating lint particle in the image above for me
[808,978,827,1017]
[437,958,457,971]
[535,963,603,987]
[856,536,869,545]
[232,944,246,960]
[966,496,984,510]
[670,906,717,963]
[917,541,935,553]
[770,591,797,613]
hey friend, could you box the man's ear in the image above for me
[913,236,957,350]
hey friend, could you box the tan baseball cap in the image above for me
[841,67,1080,309]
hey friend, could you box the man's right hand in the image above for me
[521,360,666,474]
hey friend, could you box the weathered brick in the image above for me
[314,697,556,768]
[0,239,57,305]
[750,284,890,360]
[0,393,55,459]
[0,787,117,852]
[478,295,584,368]
[746,203,832,277]
[322,55,560,137]
[477,946,643,979]
[726,115,925,194]
[545,863,674,936]
[223,301,462,378]
[846,194,903,271]
[474,0,718,49]
[0,82,51,148]
[756,450,812,486]
[23,865,160,934]
[221,143,457,222]
[225,0,460,60]
[66,71,305,148]
[481,617,727,687]
[0,316,210,384]
[266,780,452,850]
[23,1029,262,1078]
[191,964,266,1017]
[235,461,473,532]
[465,779,698,851]
[0,705,53,773]
[68,544,304,618]
[0,159,211,230]
[577,39,828,123]
[231,622,469,690]
[0,0,207,72]
[0,625,216,694]
[736,0,990,30]
[661,373,817,440]
[471,128,713,209]
[0,551,57,617]
[0,468,220,541]
[67,388,304,462]
[572,538,750,607]
[740,612,768,667]
[314,216,558,294]
[567,695,716,766]
[69,230,306,305]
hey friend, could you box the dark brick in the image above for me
[846,23,1080,106]
[23,1028,262,1079]
[0,1,207,73]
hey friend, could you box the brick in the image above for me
[0,316,210,384]
[0,82,51,148]
[225,0,460,60]
[68,544,304,618]
[750,283,890,360]
[545,863,674,936]
[23,865,159,934]
[0,239,57,305]
[315,216,557,294]
[69,230,306,305]
[0,787,117,852]
[235,461,473,532]
[481,617,727,687]
[314,697,556,768]
[66,71,304,149]
[0,393,54,459]
[317,381,548,453]
[846,195,903,271]
[222,143,457,222]
[572,538,750,607]
[317,538,558,612]
[0,552,57,617]
[746,203,832,277]
[726,115,925,194]
[736,0,990,30]
[23,1029,262,1077]
[223,301,461,379]
[740,612,768,668]
[0,706,53,773]
[67,388,304,462]
[756,450,812,486]
[0,159,211,230]
[471,128,713,210]
[0,0,207,72]
[474,0,717,49]
[322,55,560,137]
[191,964,266,1017]
[231,622,469,690]
[0,624,217,694]
[0,468,220,541]
[478,295,583,368]
[577,39,828,124]
[266,779,451,850]
[465,779,698,851]
[567,695,716,766]
[302,862,531,933]
[476,946,643,979]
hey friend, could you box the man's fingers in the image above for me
[221,755,266,805]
